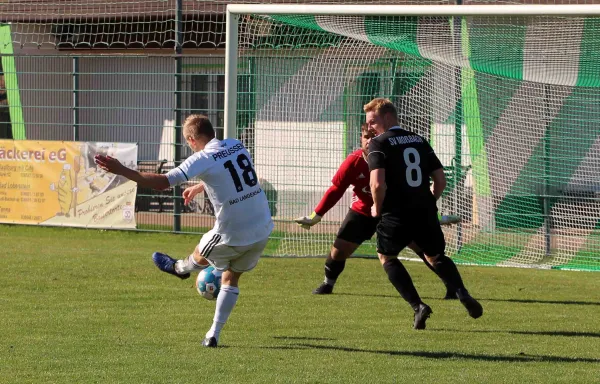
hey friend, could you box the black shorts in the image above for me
[337,209,378,244]
[376,209,445,257]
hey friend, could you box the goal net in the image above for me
[227,5,600,271]
[0,0,450,49]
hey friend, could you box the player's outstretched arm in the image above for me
[94,155,170,190]
[294,211,322,230]
[294,183,347,230]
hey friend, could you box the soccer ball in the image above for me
[196,266,222,300]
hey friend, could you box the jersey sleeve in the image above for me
[367,138,386,171]
[331,155,356,189]
[165,153,211,186]
[424,142,443,173]
[314,184,347,216]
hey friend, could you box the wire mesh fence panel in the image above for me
[0,54,233,232]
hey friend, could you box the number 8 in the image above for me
[403,147,422,187]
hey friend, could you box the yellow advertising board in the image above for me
[0,140,138,228]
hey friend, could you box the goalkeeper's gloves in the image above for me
[438,213,461,226]
[294,211,322,230]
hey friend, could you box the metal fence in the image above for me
[0,53,234,232]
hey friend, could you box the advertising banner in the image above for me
[0,140,137,228]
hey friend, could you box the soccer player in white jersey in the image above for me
[94,114,274,348]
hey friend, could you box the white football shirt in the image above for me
[166,138,274,246]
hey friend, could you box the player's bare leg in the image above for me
[203,269,242,348]
[378,253,432,330]
[313,238,361,294]
[152,245,209,279]
[407,242,457,299]
[424,253,483,319]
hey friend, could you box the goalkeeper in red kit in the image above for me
[295,123,460,297]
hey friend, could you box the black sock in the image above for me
[431,255,466,292]
[324,256,346,284]
[416,251,455,293]
[383,258,422,311]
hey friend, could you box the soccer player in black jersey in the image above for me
[365,98,483,330]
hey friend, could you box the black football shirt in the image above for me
[367,126,443,215]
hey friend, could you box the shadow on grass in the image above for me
[273,336,336,341]
[262,343,600,363]
[477,298,600,306]
[334,292,398,299]
[433,329,600,338]
[334,293,600,306]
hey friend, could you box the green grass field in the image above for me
[1,225,599,384]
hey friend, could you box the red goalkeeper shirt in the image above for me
[315,149,373,217]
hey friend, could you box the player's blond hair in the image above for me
[183,114,215,139]
[363,98,398,118]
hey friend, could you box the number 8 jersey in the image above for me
[166,138,274,245]
[367,126,443,215]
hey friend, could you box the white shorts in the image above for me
[198,229,269,272]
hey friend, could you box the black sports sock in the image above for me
[382,258,422,311]
[416,251,455,292]
[324,256,346,283]
[431,255,466,291]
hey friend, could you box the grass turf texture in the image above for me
[1,225,599,383]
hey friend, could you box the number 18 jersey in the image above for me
[166,138,274,246]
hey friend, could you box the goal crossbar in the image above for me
[227,4,600,17]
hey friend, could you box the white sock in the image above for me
[205,285,240,342]
[174,254,206,274]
